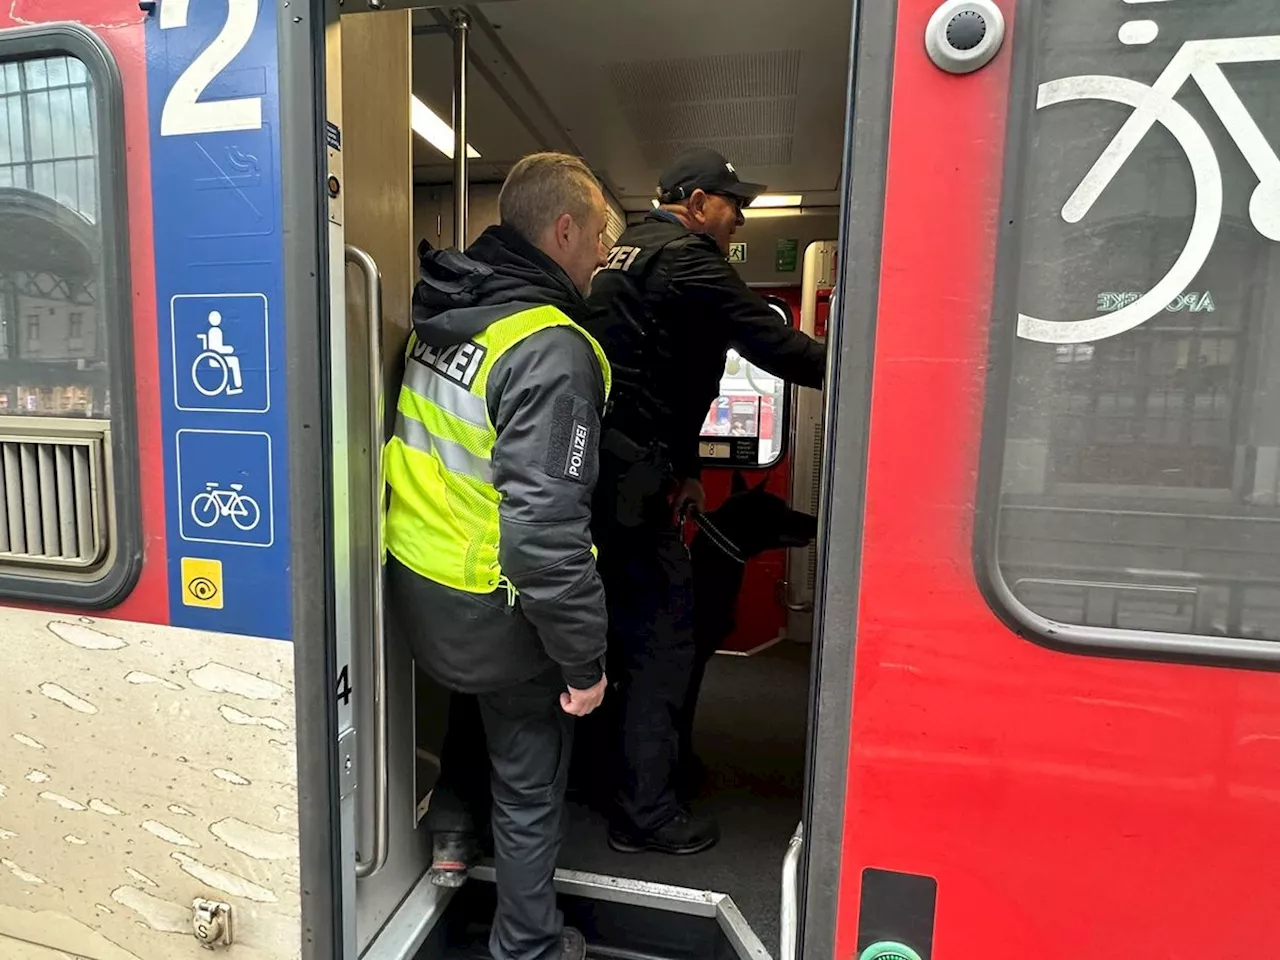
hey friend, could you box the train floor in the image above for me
[558,639,811,954]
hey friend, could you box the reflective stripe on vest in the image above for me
[384,303,612,595]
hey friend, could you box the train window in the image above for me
[698,296,792,467]
[0,28,139,606]
[978,1,1280,658]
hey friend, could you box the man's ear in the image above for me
[686,188,710,223]
[553,212,575,251]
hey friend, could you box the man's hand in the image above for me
[561,674,607,717]
[670,477,706,524]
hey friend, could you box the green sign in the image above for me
[775,238,799,272]
[728,242,747,264]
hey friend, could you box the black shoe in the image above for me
[429,831,479,888]
[607,809,719,855]
[560,926,588,960]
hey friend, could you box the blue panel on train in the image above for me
[145,0,293,641]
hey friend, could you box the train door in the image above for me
[0,1,341,958]
[804,0,1280,957]
[325,8,445,959]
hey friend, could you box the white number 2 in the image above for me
[159,0,263,137]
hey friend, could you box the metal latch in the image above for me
[192,898,233,948]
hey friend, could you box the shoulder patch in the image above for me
[546,395,597,483]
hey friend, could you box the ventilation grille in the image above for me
[0,432,107,569]
[607,50,801,174]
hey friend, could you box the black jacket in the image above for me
[585,212,826,484]
[387,224,608,694]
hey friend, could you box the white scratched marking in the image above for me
[125,671,183,691]
[125,867,158,888]
[213,769,251,786]
[89,799,123,816]
[1119,20,1159,45]
[48,620,128,650]
[64,835,87,845]
[170,851,278,903]
[39,792,87,812]
[25,770,50,784]
[2,858,45,884]
[219,704,288,731]
[141,820,200,848]
[39,682,98,714]
[210,817,296,860]
[95,903,113,914]
[0,828,17,839]
[13,733,45,750]
[111,885,190,934]
[167,804,195,817]
[189,661,286,701]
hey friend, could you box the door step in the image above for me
[412,865,772,960]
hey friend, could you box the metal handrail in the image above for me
[780,821,804,960]
[347,244,389,880]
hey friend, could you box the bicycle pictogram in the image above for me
[1018,24,1280,345]
[190,481,261,532]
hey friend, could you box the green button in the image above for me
[858,943,923,960]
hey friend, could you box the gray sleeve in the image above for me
[487,326,609,689]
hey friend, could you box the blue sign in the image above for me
[172,294,270,413]
[147,0,292,641]
[176,430,274,548]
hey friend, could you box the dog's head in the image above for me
[699,471,818,559]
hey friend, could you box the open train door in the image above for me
[806,0,1280,958]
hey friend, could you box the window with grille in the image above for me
[0,26,137,606]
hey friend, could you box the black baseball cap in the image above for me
[657,147,767,205]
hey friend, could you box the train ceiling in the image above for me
[409,0,852,212]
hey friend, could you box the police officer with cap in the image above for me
[581,147,826,855]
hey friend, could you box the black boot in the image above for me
[560,926,588,960]
[607,809,719,855]
[429,831,480,888]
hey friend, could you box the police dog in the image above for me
[678,471,818,795]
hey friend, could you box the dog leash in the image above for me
[680,503,747,566]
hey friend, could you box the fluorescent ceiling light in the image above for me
[743,207,805,219]
[411,95,480,159]
[749,194,803,208]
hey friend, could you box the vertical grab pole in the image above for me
[451,7,470,250]
[780,821,804,960]
[347,244,389,880]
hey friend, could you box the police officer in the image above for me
[385,152,612,960]
[583,147,826,855]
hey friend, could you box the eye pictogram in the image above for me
[188,576,219,602]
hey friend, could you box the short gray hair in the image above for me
[499,152,601,243]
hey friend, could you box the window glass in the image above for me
[989,2,1280,642]
[0,54,107,417]
[699,297,791,467]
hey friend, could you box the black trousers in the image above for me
[595,527,696,833]
[425,670,573,960]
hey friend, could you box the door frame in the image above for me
[799,1,896,957]
[280,0,348,957]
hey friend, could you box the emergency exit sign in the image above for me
[728,242,747,263]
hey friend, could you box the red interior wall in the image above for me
[699,284,804,653]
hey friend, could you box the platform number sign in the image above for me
[158,0,264,136]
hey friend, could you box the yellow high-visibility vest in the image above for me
[383,304,612,595]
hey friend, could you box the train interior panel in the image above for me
[352,2,852,956]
